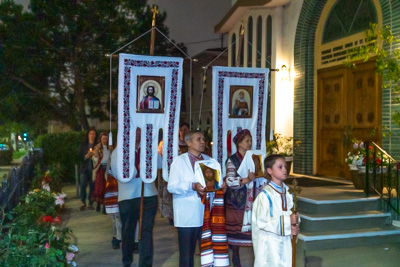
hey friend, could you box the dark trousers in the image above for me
[80,170,94,205]
[177,226,202,267]
[119,196,157,267]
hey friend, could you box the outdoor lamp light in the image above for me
[281,65,290,81]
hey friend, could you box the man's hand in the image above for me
[192,182,205,197]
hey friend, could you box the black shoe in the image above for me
[133,242,139,254]
[111,237,120,249]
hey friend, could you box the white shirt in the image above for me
[110,149,157,202]
[101,145,110,164]
[168,152,210,227]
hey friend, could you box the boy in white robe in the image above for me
[252,154,299,267]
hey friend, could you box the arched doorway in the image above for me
[314,0,383,178]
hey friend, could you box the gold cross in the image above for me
[289,179,302,214]
[151,5,159,27]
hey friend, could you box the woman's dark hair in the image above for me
[179,122,190,129]
[86,128,97,142]
[98,131,108,143]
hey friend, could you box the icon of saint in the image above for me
[140,84,161,110]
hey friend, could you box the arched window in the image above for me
[231,33,236,67]
[256,16,262,68]
[323,0,377,44]
[247,16,253,67]
[266,16,272,68]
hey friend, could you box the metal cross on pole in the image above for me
[149,5,159,56]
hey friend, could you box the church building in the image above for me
[215,0,400,178]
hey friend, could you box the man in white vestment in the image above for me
[168,130,209,267]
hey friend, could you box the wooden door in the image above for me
[317,61,381,178]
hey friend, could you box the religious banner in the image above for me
[115,54,183,183]
[212,66,269,176]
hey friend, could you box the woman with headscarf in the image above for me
[225,129,255,267]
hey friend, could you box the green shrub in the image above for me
[0,189,72,266]
[35,132,86,183]
[0,150,12,165]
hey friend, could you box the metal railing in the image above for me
[365,142,399,220]
[0,149,42,215]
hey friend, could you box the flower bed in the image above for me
[0,172,76,266]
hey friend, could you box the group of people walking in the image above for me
[78,125,299,267]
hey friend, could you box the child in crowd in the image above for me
[251,154,299,267]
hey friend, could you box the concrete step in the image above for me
[297,196,380,215]
[299,210,392,232]
[298,226,400,251]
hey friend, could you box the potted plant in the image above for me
[266,133,301,174]
[345,139,365,171]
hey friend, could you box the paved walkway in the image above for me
[61,182,400,267]
[61,184,255,267]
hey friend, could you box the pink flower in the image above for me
[353,143,358,149]
[53,216,62,224]
[45,243,49,249]
[66,252,75,261]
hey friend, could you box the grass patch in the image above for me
[13,149,27,159]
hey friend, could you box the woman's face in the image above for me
[179,125,189,140]
[101,135,109,145]
[238,135,252,152]
[88,130,96,143]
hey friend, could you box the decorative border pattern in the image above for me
[145,124,153,179]
[216,71,266,165]
[122,66,132,179]
[122,59,179,179]
[167,69,179,172]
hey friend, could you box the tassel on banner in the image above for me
[109,131,113,146]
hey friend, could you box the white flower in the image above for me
[69,245,79,253]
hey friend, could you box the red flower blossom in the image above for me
[43,216,53,223]
[53,216,62,224]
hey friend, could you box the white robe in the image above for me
[252,183,294,267]
[168,153,210,227]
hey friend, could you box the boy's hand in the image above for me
[291,223,299,235]
[290,213,299,235]
[290,214,299,224]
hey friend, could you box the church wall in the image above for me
[226,2,303,139]
[293,0,328,175]
[294,0,400,176]
[380,0,400,158]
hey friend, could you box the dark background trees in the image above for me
[0,0,186,133]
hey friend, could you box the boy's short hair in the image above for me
[264,154,286,171]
